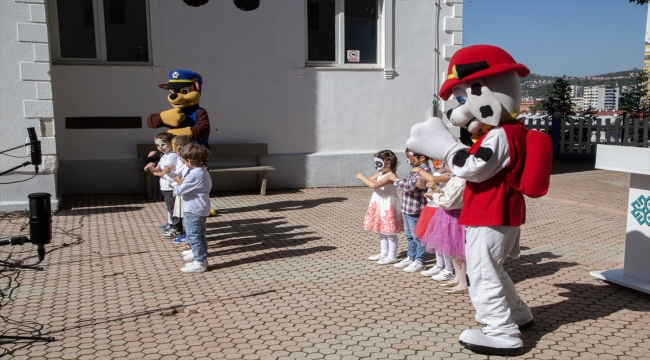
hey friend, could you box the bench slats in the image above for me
[137,143,273,197]
[207,166,275,173]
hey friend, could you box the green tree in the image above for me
[540,76,576,118]
[619,69,649,118]
[528,102,543,114]
[629,0,649,5]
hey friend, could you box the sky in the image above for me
[462,0,648,77]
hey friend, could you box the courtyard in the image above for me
[1,162,649,359]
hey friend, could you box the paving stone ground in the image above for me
[1,161,649,359]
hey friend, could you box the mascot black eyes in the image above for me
[147,69,211,149]
[406,45,552,356]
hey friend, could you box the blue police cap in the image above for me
[167,69,203,89]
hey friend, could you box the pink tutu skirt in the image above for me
[421,208,465,258]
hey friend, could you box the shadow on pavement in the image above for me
[205,217,334,270]
[507,252,579,284]
[56,206,144,216]
[551,160,596,175]
[522,282,650,353]
[215,197,347,214]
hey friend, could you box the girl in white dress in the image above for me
[356,150,404,264]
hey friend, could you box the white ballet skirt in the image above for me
[363,174,404,235]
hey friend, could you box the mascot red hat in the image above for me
[440,45,530,100]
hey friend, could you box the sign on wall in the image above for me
[347,50,360,63]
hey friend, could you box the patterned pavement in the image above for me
[1,161,649,359]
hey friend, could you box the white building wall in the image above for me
[0,0,58,211]
[46,0,460,194]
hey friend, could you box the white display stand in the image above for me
[590,145,650,294]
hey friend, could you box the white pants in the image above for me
[466,226,532,337]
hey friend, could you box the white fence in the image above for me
[523,116,650,154]
[523,116,551,134]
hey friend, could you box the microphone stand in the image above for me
[0,239,55,343]
[0,135,53,343]
[0,236,44,271]
[0,142,35,177]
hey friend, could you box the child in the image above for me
[144,133,180,238]
[393,149,431,273]
[418,162,468,293]
[415,161,452,277]
[167,135,193,244]
[356,150,403,265]
[175,144,213,273]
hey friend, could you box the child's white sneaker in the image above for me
[183,252,194,261]
[180,260,207,273]
[421,266,444,276]
[393,257,414,269]
[182,249,193,256]
[368,254,383,261]
[377,257,398,265]
[403,260,425,273]
[431,269,455,281]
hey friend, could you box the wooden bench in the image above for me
[137,143,274,199]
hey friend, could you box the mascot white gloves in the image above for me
[406,117,465,164]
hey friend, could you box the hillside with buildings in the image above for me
[521,69,641,98]
[520,69,642,114]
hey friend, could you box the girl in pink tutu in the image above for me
[415,160,451,277]
[416,162,468,293]
[356,150,403,265]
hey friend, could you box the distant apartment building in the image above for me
[572,97,584,111]
[569,85,583,98]
[582,85,619,111]
[520,98,540,113]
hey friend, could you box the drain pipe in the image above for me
[432,0,441,117]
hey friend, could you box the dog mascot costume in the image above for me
[406,45,551,355]
[147,69,211,148]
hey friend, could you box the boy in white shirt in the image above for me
[167,135,192,244]
[144,133,181,238]
[175,144,213,273]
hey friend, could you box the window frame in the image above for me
[48,0,153,66]
[305,0,383,69]
[294,0,397,80]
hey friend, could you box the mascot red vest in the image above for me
[407,45,551,356]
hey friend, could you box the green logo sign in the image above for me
[631,195,650,226]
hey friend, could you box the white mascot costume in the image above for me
[406,45,542,356]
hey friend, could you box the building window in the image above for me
[50,0,150,64]
[306,0,379,66]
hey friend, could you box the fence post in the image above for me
[551,116,561,159]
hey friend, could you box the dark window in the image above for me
[344,0,377,64]
[55,0,149,63]
[104,0,149,62]
[57,0,97,59]
[307,0,335,62]
[65,117,142,129]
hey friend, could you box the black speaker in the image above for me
[28,193,51,261]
